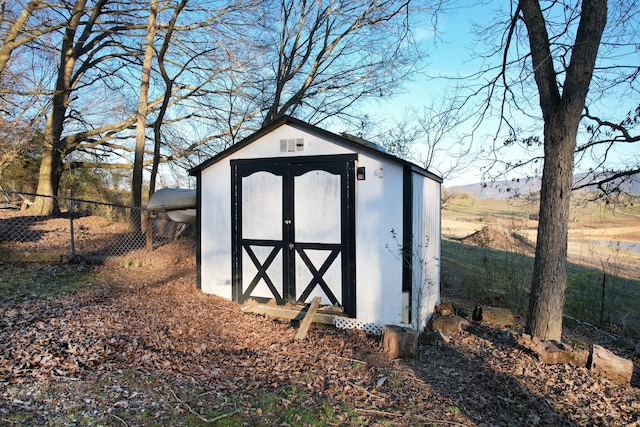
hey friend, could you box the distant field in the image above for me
[440,194,640,337]
[443,195,640,266]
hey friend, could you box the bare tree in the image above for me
[373,96,474,181]
[7,0,441,216]
[137,0,439,177]
[147,0,256,191]
[0,1,61,184]
[29,0,149,215]
[131,0,158,233]
[247,0,436,128]
[462,0,639,340]
[0,0,62,74]
[149,0,188,197]
[520,0,607,340]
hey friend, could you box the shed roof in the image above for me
[189,115,442,183]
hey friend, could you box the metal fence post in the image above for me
[69,190,76,259]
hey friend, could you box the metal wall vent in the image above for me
[280,138,304,152]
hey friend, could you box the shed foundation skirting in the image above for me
[242,302,388,335]
[334,317,383,335]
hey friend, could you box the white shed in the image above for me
[189,116,442,332]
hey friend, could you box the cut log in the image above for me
[429,315,470,335]
[294,296,322,341]
[589,344,634,385]
[472,305,515,326]
[538,343,589,367]
[517,334,589,367]
[382,325,418,359]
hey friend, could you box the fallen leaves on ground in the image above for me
[0,244,638,426]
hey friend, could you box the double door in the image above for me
[231,155,356,316]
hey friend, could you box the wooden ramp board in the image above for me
[295,296,322,340]
[241,301,337,325]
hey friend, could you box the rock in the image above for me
[424,330,450,346]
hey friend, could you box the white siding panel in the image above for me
[199,158,233,298]
[354,155,404,326]
[412,173,441,330]
[231,125,352,159]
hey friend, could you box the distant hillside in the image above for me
[447,178,541,199]
[446,173,640,199]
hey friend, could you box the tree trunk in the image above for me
[31,145,62,215]
[131,0,157,233]
[31,0,88,216]
[526,116,576,341]
[150,0,187,197]
[520,0,607,341]
[31,75,70,216]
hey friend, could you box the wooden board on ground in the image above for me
[242,301,336,325]
[295,296,322,340]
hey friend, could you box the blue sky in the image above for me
[362,3,639,188]
[361,4,496,186]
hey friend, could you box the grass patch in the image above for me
[25,371,371,427]
[443,196,536,219]
[565,263,640,333]
[442,238,640,336]
[0,264,98,302]
[441,238,533,314]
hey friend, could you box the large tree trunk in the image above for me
[519,0,607,341]
[131,0,157,233]
[31,77,70,216]
[30,145,63,215]
[526,116,576,340]
[30,0,88,216]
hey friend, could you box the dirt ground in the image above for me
[1,215,639,426]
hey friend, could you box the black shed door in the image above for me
[231,155,356,317]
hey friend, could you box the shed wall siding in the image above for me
[200,160,233,298]
[232,125,353,158]
[353,153,405,326]
[412,173,441,330]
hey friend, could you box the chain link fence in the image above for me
[442,238,640,339]
[0,191,193,262]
